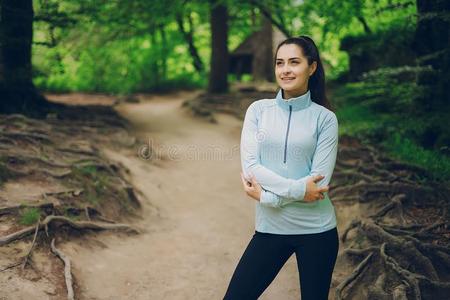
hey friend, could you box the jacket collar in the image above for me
[276,89,312,111]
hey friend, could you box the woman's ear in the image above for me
[309,61,317,76]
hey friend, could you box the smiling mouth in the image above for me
[281,77,296,81]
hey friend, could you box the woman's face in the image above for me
[275,44,317,99]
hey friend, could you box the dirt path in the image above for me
[57,92,347,300]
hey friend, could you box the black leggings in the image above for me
[224,227,339,300]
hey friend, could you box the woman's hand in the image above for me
[240,173,328,203]
[240,172,261,201]
[304,175,329,202]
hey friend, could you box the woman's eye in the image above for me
[276,62,283,66]
[291,61,299,65]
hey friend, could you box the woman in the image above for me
[224,36,339,300]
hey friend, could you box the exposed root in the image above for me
[0,107,142,298]
[370,193,407,219]
[0,202,54,216]
[56,146,98,157]
[333,142,450,298]
[51,238,74,300]
[331,195,362,203]
[341,219,361,243]
[392,282,410,300]
[380,243,421,299]
[0,261,22,272]
[0,215,139,246]
[343,246,379,258]
[2,131,53,143]
[335,252,374,300]
[124,186,142,208]
[360,221,439,280]
[22,219,40,270]
[332,170,373,183]
[84,206,91,221]
[5,153,71,168]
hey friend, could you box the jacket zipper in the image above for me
[283,105,292,164]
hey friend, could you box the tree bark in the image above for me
[176,12,204,73]
[413,0,450,109]
[208,1,228,94]
[414,0,450,56]
[252,15,274,82]
[357,16,372,34]
[0,0,50,115]
[159,25,167,80]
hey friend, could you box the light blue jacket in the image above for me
[240,89,338,234]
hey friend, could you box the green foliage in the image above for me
[19,207,41,225]
[32,0,209,93]
[33,34,207,94]
[385,132,450,181]
[31,0,419,90]
[340,23,417,81]
[254,0,417,79]
[333,75,450,182]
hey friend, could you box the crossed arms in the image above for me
[240,102,339,207]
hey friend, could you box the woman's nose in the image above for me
[282,68,291,75]
[281,64,291,74]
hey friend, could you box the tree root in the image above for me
[0,193,83,216]
[343,246,379,258]
[370,193,407,219]
[331,169,373,183]
[392,282,410,300]
[125,186,141,208]
[330,195,362,203]
[2,131,53,144]
[4,153,71,169]
[335,252,374,300]
[341,219,361,243]
[1,200,116,227]
[360,221,440,280]
[51,238,74,300]
[22,219,40,270]
[0,202,54,216]
[56,146,98,157]
[330,135,450,298]
[380,242,421,300]
[0,215,139,246]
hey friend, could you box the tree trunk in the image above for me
[159,25,167,80]
[413,0,450,109]
[357,16,372,34]
[176,12,204,73]
[413,0,450,56]
[208,1,228,94]
[252,15,274,82]
[150,31,160,88]
[0,0,49,115]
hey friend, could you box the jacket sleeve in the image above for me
[258,112,339,208]
[240,102,311,200]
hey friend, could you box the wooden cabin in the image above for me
[229,20,287,82]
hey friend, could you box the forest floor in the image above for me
[1,87,449,299]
